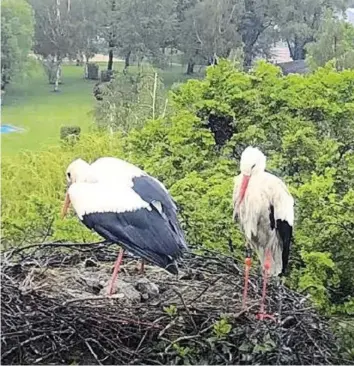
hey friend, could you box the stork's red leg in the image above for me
[108,248,124,296]
[256,249,277,321]
[242,248,252,309]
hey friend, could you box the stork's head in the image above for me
[238,146,266,203]
[65,158,91,184]
[240,146,266,176]
[61,158,91,218]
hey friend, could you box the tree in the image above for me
[101,0,177,71]
[3,60,354,328]
[175,0,199,73]
[1,0,35,90]
[99,0,119,71]
[30,0,76,91]
[94,70,167,132]
[69,0,103,72]
[179,0,241,73]
[277,0,348,60]
[30,0,99,90]
[306,12,354,70]
[236,0,280,67]
[178,0,280,71]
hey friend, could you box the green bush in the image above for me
[2,60,354,318]
[1,133,125,248]
[94,71,167,133]
[60,126,81,144]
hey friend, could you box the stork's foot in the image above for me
[256,312,277,322]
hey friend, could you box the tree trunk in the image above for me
[137,55,144,68]
[152,72,157,120]
[84,54,90,78]
[286,39,294,59]
[293,44,305,60]
[124,50,131,70]
[1,70,8,91]
[186,61,194,74]
[84,62,88,79]
[243,46,253,68]
[108,49,114,71]
[287,37,306,60]
[77,53,84,66]
[53,55,61,92]
[1,89,5,105]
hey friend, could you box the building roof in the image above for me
[277,60,309,75]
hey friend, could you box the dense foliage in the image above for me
[94,71,168,133]
[2,61,354,324]
[1,0,35,89]
[306,11,354,70]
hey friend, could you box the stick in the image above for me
[62,294,124,306]
[172,288,197,330]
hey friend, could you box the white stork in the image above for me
[61,157,188,295]
[232,146,294,320]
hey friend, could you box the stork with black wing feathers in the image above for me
[233,146,294,320]
[61,157,188,295]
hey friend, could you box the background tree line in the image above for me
[2,0,354,91]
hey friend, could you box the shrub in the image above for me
[1,133,125,248]
[94,70,167,133]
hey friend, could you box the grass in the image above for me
[1,63,96,155]
[1,60,203,155]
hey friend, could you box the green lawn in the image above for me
[1,61,203,155]
[1,63,97,155]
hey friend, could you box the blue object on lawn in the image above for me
[0,124,23,134]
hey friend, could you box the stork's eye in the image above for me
[251,164,256,169]
[67,172,71,179]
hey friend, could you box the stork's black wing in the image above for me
[132,175,188,250]
[82,207,185,275]
[277,220,292,275]
[269,204,293,275]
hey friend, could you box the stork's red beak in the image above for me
[61,191,71,218]
[239,175,250,203]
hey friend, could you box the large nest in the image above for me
[1,242,348,365]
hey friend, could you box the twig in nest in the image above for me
[190,275,224,303]
[172,288,197,330]
[62,294,124,306]
[158,317,178,338]
[7,240,107,254]
[84,339,103,365]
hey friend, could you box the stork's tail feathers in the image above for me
[145,252,179,275]
[165,260,179,275]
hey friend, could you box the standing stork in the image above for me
[232,146,294,320]
[61,157,188,295]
